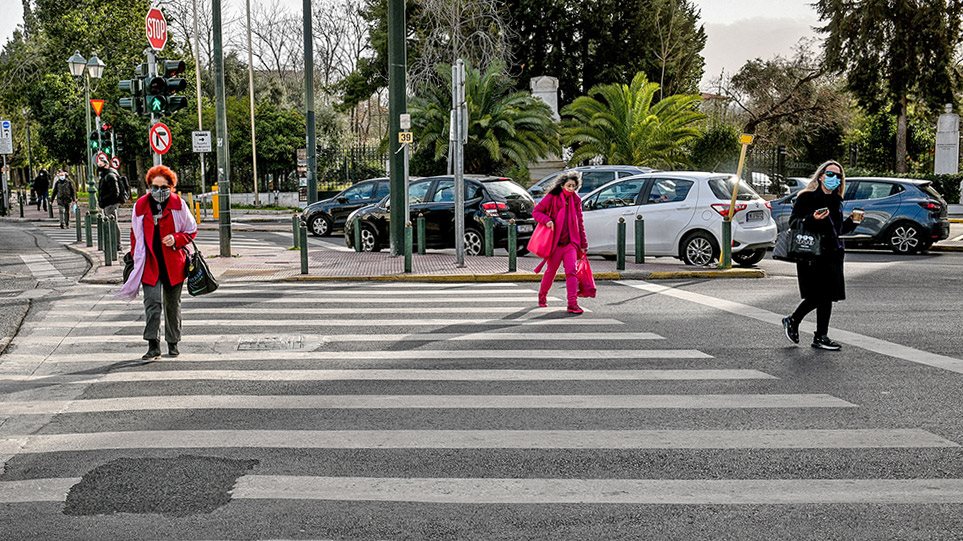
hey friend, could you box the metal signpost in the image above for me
[0,120,11,216]
[720,133,754,269]
[451,60,467,267]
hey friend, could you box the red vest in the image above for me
[131,194,196,286]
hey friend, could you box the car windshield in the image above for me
[707,176,760,201]
[484,180,532,201]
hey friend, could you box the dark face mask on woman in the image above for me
[150,186,171,203]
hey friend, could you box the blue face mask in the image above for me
[823,172,841,191]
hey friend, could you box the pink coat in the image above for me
[533,192,588,252]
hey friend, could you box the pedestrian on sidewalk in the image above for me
[533,170,589,315]
[32,169,50,212]
[782,160,863,351]
[98,166,124,250]
[117,165,198,360]
[51,170,76,229]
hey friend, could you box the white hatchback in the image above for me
[580,172,778,267]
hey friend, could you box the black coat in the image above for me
[790,189,856,302]
[33,172,49,194]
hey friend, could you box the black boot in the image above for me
[143,339,161,360]
[167,342,179,357]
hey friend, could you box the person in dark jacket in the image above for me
[51,170,77,228]
[33,170,50,211]
[98,166,124,250]
[532,170,589,315]
[782,160,863,351]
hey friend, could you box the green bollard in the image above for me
[404,222,413,273]
[47,197,54,219]
[104,217,112,267]
[75,205,82,243]
[616,217,626,271]
[508,219,517,272]
[85,213,93,247]
[417,213,426,255]
[720,220,733,268]
[635,215,645,264]
[292,215,300,249]
[96,214,103,251]
[18,191,24,218]
[110,216,118,262]
[299,221,309,274]
[353,220,362,252]
[484,216,494,257]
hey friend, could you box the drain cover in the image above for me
[237,335,304,351]
[64,455,258,517]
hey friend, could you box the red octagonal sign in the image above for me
[145,8,168,51]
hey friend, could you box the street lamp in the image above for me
[66,50,105,219]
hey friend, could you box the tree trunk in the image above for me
[895,95,908,173]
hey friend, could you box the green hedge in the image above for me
[846,169,961,203]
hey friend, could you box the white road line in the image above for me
[0,394,854,415]
[618,280,963,375]
[53,296,550,306]
[19,317,624,329]
[1,429,951,455]
[18,255,66,281]
[0,368,776,384]
[37,307,583,318]
[231,476,963,504]
[0,478,80,504]
[952,234,963,242]
[15,331,654,346]
[0,348,708,364]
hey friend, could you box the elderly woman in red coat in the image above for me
[118,165,197,360]
[532,170,589,314]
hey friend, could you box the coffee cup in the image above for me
[851,208,865,223]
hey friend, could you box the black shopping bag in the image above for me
[183,241,219,296]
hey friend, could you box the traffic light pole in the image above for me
[387,0,406,255]
[212,0,232,257]
[84,73,97,214]
[303,0,317,205]
[192,0,207,195]
[146,49,162,166]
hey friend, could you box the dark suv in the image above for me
[528,165,656,201]
[301,177,390,236]
[770,177,950,254]
[344,175,536,255]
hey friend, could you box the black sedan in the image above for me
[301,177,390,236]
[344,175,536,255]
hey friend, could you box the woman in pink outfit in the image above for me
[532,170,589,314]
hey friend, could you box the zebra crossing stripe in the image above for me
[52,296,551,305]
[0,369,776,384]
[0,429,952,455]
[0,393,855,414]
[19,317,626,329]
[18,255,66,281]
[0,478,79,503]
[37,307,588,317]
[230,476,963,505]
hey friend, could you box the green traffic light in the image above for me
[150,97,163,113]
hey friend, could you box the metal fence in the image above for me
[743,145,815,195]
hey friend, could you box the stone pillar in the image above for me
[935,104,961,203]
[528,76,565,181]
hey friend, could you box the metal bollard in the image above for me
[18,191,24,218]
[508,219,517,272]
[416,213,426,255]
[75,205,82,242]
[353,221,362,252]
[484,216,494,257]
[404,222,413,273]
[299,220,309,274]
[85,212,93,247]
[96,214,103,251]
[104,217,112,267]
[616,217,626,271]
[48,198,54,218]
[292,215,300,249]
[110,217,118,262]
[720,220,733,268]
[635,215,645,264]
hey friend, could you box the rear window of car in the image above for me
[707,176,760,201]
[484,180,533,201]
[920,183,944,201]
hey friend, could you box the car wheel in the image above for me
[732,248,766,267]
[464,228,484,256]
[309,214,331,237]
[681,231,719,266]
[888,222,922,254]
[360,223,380,252]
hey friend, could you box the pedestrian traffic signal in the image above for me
[115,132,125,154]
[89,130,100,151]
[118,78,145,115]
[145,59,188,116]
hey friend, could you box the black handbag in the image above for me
[183,241,219,296]
[122,251,134,282]
[773,223,823,262]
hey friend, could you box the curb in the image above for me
[950,218,963,224]
[932,244,963,253]
[281,268,766,283]
[66,244,123,285]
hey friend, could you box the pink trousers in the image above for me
[538,243,578,306]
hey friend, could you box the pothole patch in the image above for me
[63,455,258,517]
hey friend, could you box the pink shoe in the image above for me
[567,304,584,315]
[538,297,548,308]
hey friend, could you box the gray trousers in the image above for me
[143,281,183,344]
[102,204,122,248]
[58,204,70,227]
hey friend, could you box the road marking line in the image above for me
[952,234,963,242]
[18,255,66,281]
[1,429,951,455]
[0,478,80,503]
[19,317,624,329]
[37,307,584,318]
[0,394,853,415]
[53,296,552,306]
[231,476,963,504]
[0,348,707,364]
[0,369,775,384]
[618,280,963,375]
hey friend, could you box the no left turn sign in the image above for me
[149,122,172,155]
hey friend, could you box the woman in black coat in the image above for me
[782,160,862,351]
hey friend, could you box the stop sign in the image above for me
[145,8,168,51]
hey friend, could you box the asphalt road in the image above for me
[1,221,962,539]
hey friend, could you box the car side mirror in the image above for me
[530,186,544,195]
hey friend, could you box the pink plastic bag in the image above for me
[527,224,554,260]
[576,254,596,298]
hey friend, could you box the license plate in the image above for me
[746,210,764,222]
[518,224,534,233]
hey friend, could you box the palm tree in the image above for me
[409,62,560,175]
[561,73,705,169]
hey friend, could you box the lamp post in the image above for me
[67,51,106,215]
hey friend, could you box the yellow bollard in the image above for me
[194,201,202,223]
[212,184,220,220]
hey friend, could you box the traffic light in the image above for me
[115,132,125,155]
[89,130,101,151]
[118,78,144,115]
[145,59,188,116]
[99,123,112,155]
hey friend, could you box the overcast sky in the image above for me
[0,0,821,91]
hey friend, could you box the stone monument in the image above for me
[935,103,959,174]
[528,76,566,180]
